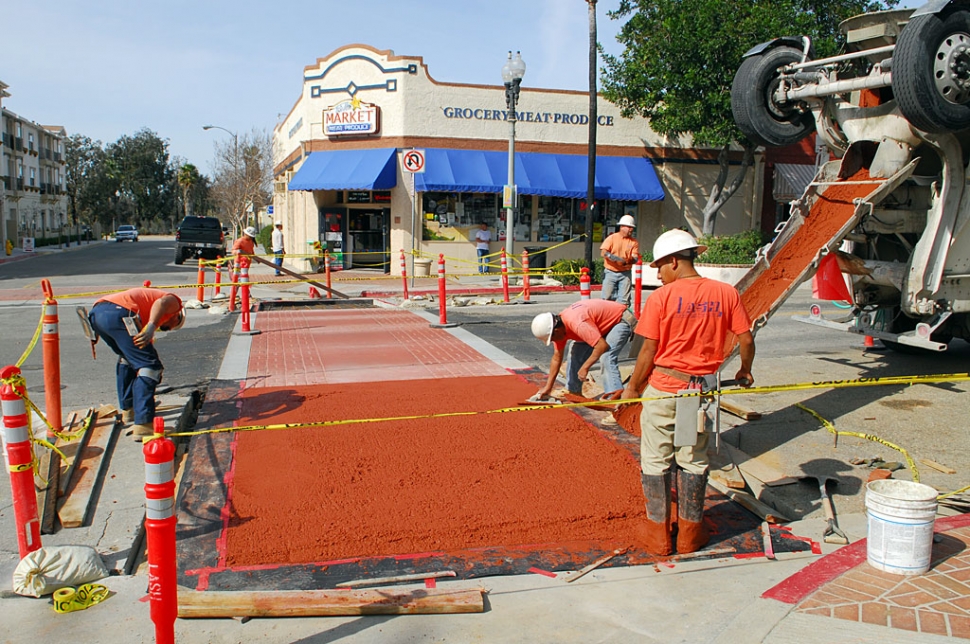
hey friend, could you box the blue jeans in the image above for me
[601,269,632,306]
[477,248,489,273]
[565,320,632,394]
[274,251,284,274]
[88,303,163,425]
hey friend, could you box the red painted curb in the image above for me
[762,513,970,604]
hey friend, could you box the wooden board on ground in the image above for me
[36,449,60,534]
[709,477,790,524]
[920,458,956,475]
[57,406,120,529]
[58,409,97,496]
[721,400,762,421]
[177,587,485,618]
[722,443,801,487]
[709,448,746,490]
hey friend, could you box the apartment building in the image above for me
[1,79,68,249]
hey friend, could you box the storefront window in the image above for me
[603,200,639,233]
[536,197,602,242]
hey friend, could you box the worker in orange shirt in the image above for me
[599,214,639,306]
[622,230,755,556]
[88,288,185,438]
[232,226,258,268]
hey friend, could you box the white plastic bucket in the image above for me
[413,258,432,277]
[865,479,938,575]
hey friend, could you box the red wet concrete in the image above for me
[766,514,970,638]
[223,374,646,567]
[246,309,507,388]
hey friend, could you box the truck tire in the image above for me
[731,46,814,147]
[894,9,970,133]
[174,249,184,265]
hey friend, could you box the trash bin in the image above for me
[413,257,433,276]
[523,247,546,270]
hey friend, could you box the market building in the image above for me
[1,80,69,250]
[272,45,776,275]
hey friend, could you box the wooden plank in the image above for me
[709,478,790,524]
[920,458,956,475]
[721,400,762,421]
[339,571,456,588]
[709,448,746,490]
[177,587,485,618]
[57,406,120,528]
[250,254,350,299]
[59,409,97,496]
[36,448,60,534]
[722,443,801,487]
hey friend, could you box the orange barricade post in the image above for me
[213,258,223,299]
[580,267,591,300]
[228,265,239,313]
[1,365,42,558]
[633,259,643,318]
[143,417,177,644]
[500,249,510,303]
[40,279,61,437]
[429,254,457,329]
[237,264,260,335]
[196,258,205,303]
[400,250,409,301]
[325,252,332,300]
[521,250,531,302]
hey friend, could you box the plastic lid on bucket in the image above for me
[867,479,938,502]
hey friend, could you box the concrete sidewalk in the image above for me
[1,297,968,643]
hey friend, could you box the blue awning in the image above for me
[414,149,664,201]
[288,148,398,191]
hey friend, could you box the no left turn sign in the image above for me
[402,149,426,173]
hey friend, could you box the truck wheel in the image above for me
[731,46,814,147]
[174,250,184,265]
[894,9,970,133]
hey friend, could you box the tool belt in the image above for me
[654,366,717,392]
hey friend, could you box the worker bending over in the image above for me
[622,230,755,556]
[88,287,185,438]
[531,299,635,400]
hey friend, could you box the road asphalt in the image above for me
[0,241,967,643]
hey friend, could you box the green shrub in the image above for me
[549,258,604,285]
[258,225,273,253]
[697,230,766,265]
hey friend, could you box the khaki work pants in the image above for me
[639,384,709,476]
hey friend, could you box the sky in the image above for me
[1,1,628,175]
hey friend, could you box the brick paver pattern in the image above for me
[794,526,970,638]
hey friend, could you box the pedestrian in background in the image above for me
[271,221,285,276]
[622,230,754,556]
[474,222,491,274]
[530,299,635,401]
[88,288,185,438]
[600,214,639,306]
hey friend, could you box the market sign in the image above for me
[323,98,381,137]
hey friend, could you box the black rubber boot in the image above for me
[676,470,710,553]
[640,471,673,556]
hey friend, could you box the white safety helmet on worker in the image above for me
[618,215,636,228]
[243,226,257,238]
[650,230,707,267]
[274,220,282,226]
[531,312,556,346]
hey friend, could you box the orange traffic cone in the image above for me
[309,286,321,299]
[864,335,875,348]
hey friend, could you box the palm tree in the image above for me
[177,163,200,217]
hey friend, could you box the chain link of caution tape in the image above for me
[52,583,109,613]
[795,403,921,483]
[167,371,970,439]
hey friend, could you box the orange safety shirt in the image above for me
[97,288,182,330]
[553,300,628,351]
[636,277,751,393]
[233,237,256,267]
[600,232,640,273]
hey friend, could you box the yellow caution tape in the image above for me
[796,403,920,483]
[52,583,109,614]
[15,306,44,367]
[167,372,970,439]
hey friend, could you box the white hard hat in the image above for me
[531,312,556,346]
[243,226,257,238]
[650,230,707,267]
[274,220,282,226]
[618,215,636,228]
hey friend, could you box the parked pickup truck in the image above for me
[174,216,226,265]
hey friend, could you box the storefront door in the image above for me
[348,208,389,270]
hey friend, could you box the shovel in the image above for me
[816,476,849,545]
[76,306,98,359]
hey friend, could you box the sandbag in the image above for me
[12,546,109,598]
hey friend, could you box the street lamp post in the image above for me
[202,124,242,226]
[502,51,526,257]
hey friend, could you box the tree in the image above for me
[105,128,175,228]
[601,0,894,235]
[177,163,201,218]
[64,134,106,228]
[209,129,273,234]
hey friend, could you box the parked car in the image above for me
[174,216,226,264]
[115,225,139,242]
